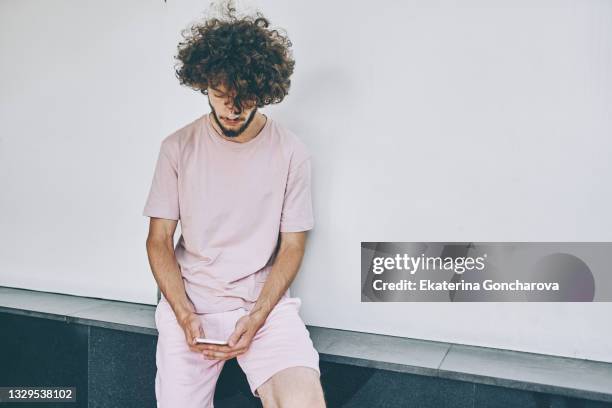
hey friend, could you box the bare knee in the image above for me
[258,367,326,408]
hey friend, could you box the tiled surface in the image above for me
[0,312,89,408]
[343,371,474,408]
[319,361,476,408]
[0,286,157,335]
[474,383,612,408]
[319,361,378,407]
[440,344,612,402]
[0,286,114,323]
[89,326,157,408]
[310,326,449,377]
[1,308,612,407]
[67,300,157,335]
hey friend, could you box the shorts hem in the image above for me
[248,361,321,398]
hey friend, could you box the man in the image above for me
[142,5,326,408]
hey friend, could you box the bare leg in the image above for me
[257,366,326,408]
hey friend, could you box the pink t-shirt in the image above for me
[143,113,314,313]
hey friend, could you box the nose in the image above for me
[225,100,242,115]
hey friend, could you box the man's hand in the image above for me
[199,312,266,361]
[176,311,214,354]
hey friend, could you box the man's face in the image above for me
[207,84,257,138]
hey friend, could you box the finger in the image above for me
[210,349,245,361]
[221,353,242,361]
[199,324,205,338]
[186,325,197,345]
[202,345,234,356]
[229,348,248,357]
[189,339,203,351]
[218,346,236,353]
[189,331,200,346]
[193,344,217,353]
[187,332,197,347]
[208,346,247,359]
[227,325,247,348]
[234,333,253,350]
[205,344,240,354]
[203,350,233,360]
[194,324,205,344]
[186,324,205,348]
[216,346,247,358]
[231,347,247,356]
[205,346,246,356]
[190,339,210,353]
[199,344,234,353]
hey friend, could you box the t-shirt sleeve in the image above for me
[142,139,180,220]
[280,156,314,232]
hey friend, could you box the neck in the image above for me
[210,111,267,143]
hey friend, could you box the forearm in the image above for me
[249,245,305,322]
[145,238,194,321]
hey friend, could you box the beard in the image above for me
[208,100,257,138]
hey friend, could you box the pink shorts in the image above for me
[154,295,320,408]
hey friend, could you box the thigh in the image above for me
[154,300,226,408]
[257,366,325,408]
[236,297,321,399]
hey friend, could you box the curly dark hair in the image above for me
[173,2,295,109]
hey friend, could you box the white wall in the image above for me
[1,0,611,363]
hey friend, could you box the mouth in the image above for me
[222,117,242,125]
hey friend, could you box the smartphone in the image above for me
[195,337,228,346]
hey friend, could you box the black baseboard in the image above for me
[1,312,611,408]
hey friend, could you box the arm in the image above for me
[217,230,308,352]
[145,217,195,323]
[249,230,309,323]
[209,154,314,356]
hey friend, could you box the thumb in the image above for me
[196,322,207,340]
[189,323,203,345]
[228,326,245,348]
